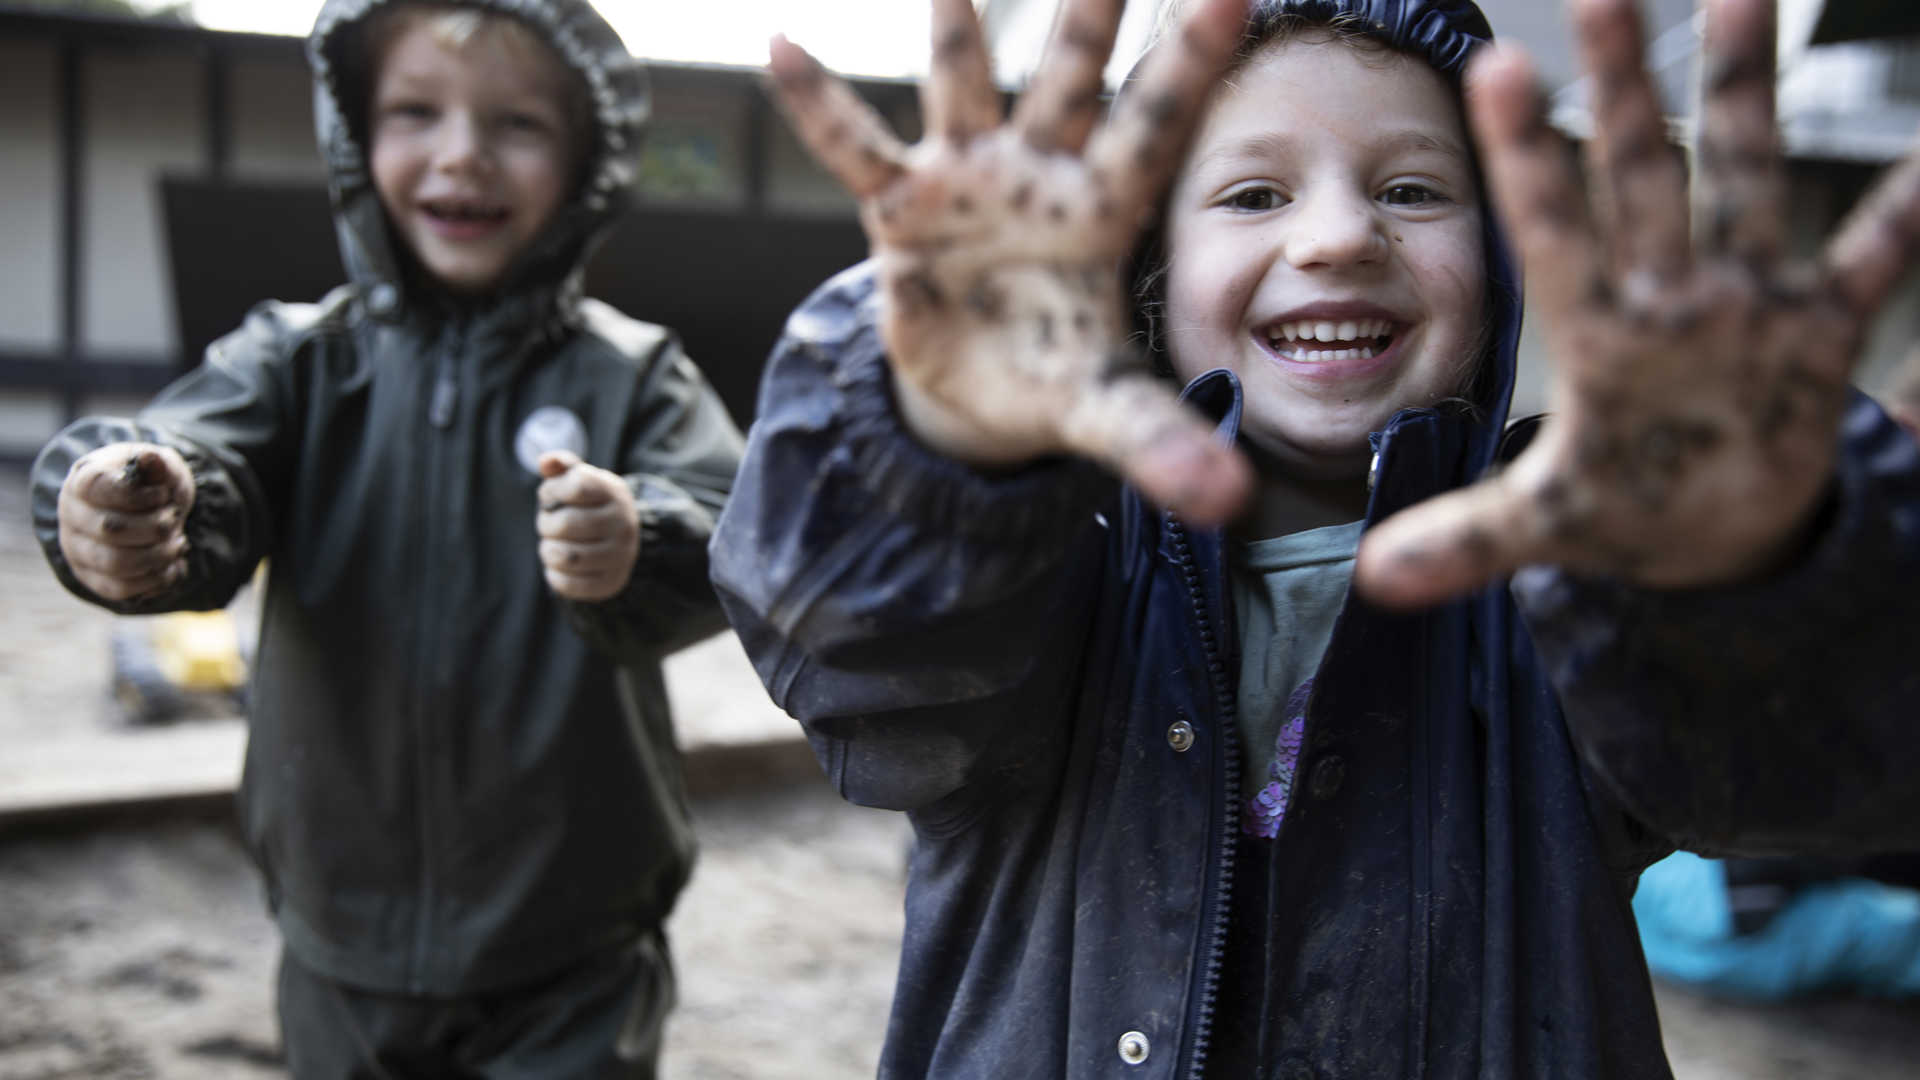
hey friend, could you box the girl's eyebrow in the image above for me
[1374,130,1471,164]
[1194,129,1471,173]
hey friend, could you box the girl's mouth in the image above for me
[1260,318,1400,363]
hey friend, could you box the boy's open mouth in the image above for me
[1260,318,1399,363]
[421,199,510,225]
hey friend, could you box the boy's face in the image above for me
[369,22,578,294]
[1163,39,1486,479]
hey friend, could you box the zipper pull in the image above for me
[429,323,464,429]
[430,374,457,428]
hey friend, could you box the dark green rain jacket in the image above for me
[30,0,745,995]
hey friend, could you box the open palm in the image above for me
[1357,0,1920,606]
[766,0,1253,524]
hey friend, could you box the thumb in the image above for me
[124,447,168,487]
[1353,472,1550,609]
[86,444,194,511]
[128,446,193,494]
[1059,377,1253,528]
[538,450,581,479]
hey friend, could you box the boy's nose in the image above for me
[433,114,493,175]
[1284,192,1387,270]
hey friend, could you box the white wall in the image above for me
[0,39,60,354]
[82,49,204,358]
[0,34,325,456]
[0,41,321,365]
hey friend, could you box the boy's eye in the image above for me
[381,101,436,123]
[492,106,565,139]
[1380,184,1443,207]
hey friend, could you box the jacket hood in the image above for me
[306,0,648,324]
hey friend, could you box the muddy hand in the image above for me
[57,442,196,602]
[536,450,639,602]
[766,0,1254,525]
[1357,0,1920,607]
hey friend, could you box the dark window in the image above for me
[1886,39,1920,102]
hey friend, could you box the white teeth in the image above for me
[1264,317,1397,349]
[1273,345,1378,363]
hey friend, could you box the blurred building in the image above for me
[0,6,902,461]
[3,1,1918,462]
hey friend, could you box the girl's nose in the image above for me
[1284,190,1387,270]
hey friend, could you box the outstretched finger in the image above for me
[1352,469,1553,609]
[1058,375,1252,527]
[923,0,1003,142]
[1467,45,1607,318]
[1084,0,1247,217]
[1012,0,1124,154]
[1572,0,1690,281]
[766,35,909,198]
[1821,145,1920,319]
[1693,0,1786,266]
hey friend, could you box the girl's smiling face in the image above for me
[1162,36,1487,481]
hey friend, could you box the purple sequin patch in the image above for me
[1242,678,1313,839]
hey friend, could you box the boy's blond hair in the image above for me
[363,4,593,146]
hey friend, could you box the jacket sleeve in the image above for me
[1514,390,1920,856]
[708,263,1118,812]
[561,324,746,660]
[29,302,305,615]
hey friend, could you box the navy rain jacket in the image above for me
[710,1,1920,1076]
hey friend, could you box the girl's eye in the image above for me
[1381,184,1443,207]
[1226,187,1283,212]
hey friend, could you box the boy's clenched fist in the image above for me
[535,450,639,602]
[58,443,196,603]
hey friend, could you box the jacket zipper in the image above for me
[1168,515,1240,1080]
[407,318,463,990]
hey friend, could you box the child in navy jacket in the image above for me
[712,0,1920,1075]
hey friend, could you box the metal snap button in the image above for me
[366,283,400,319]
[1166,720,1196,752]
[1310,755,1346,799]
[1118,1030,1150,1066]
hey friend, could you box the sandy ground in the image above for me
[0,787,908,1080]
[5,465,1920,1078]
